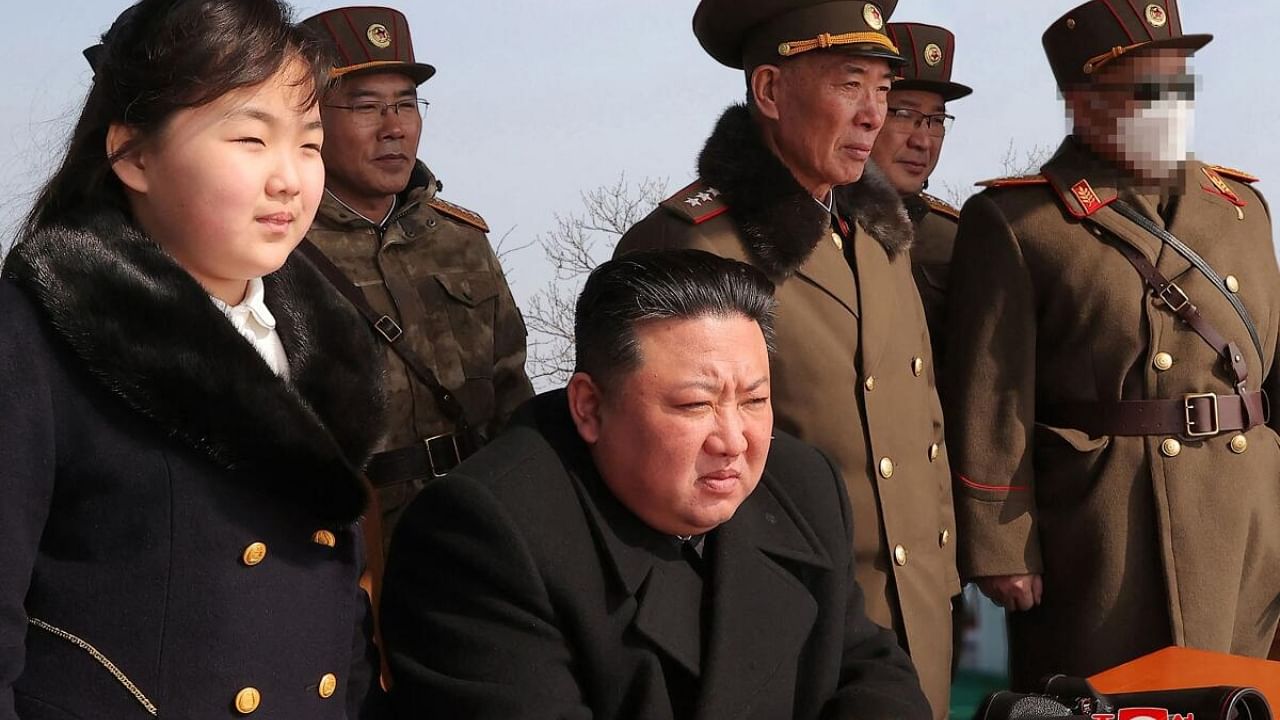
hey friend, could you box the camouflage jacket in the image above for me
[307,163,533,452]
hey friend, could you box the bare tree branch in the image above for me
[523,174,668,387]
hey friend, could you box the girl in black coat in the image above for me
[0,1,388,718]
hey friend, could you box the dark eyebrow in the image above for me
[347,88,418,100]
[226,107,277,124]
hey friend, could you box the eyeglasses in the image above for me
[884,107,955,137]
[324,98,430,125]
[1092,80,1196,103]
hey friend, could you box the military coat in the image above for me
[907,192,961,369]
[616,104,959,719]
[306,163,533,544]
[944,138,1280,688]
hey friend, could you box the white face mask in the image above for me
[1115,99,1195,180]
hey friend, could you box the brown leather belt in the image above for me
[366,433,471,487]
[1043,391,1268,438]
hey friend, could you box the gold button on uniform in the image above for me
[911,357,925,377]
[879,457,894,479]
[312,530,337,548]
[235,687,261,714]
[318,673,338,699]
[1153,352,1173,371]
[1161,438,1182,458]
[893,544,908,566]
[928,443,940,462]
[1230,434,1249,454]
[939,529,951,547]
[1225,274,1240,293]
[864,376,876,392]
[241,542,267,567]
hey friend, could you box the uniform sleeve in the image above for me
[941,193,1044,581]
[380,475,591,720]
[484,243,534,435]
[0,285,58,720]
[821,452,933,719]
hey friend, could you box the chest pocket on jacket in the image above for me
[429,271,499,377]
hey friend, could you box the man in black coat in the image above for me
[381,249,930,719]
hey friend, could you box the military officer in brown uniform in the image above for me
[871,23,971,367]
[616,1,958,715]
[945,0,1280,689]
[302,7,534,552]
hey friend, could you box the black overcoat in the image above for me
[381,390,930,720]
[0,211,388,719]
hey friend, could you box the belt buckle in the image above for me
[423,432,462,477]
[1184,392,1220,438]
[374,315,403,343]
[1158,283,1190,312]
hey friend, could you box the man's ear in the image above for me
[107,122,148,194]
[750,64,784,121]
[567,372,604,445]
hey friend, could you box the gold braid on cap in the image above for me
[778,32,899,58]
[1082,42,1147,74]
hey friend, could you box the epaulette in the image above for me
[1207,165,1259,184]
[659,180,729,225]
[920,191,960,220]
[975,174,1050,188]
[428,197,489,233]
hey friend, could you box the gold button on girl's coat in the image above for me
[1153,352,1173,371]
[928,443,940,462]
[939,529,951,547]
[912,357,925,377]
[235,687,261,714]
[864,376,876,392]
[1160,438,1182,458]
[312,530,337,547]
[1225,274,1240,293]
[318,673,338,699]
[241,542,267,567]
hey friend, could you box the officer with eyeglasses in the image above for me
[869,23,971,372]
[300,7,534,565]
[944,0,1280,688]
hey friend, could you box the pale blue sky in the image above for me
[2,2,1277,306]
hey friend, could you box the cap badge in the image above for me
[367,23,392,49]
[1145,4,1168,28]
[923,43,943,67]
[862,3,884,31]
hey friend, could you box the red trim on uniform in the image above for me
[956,474,1031,492]
[322,15,354,66]
[836,215,852,237]
[942,32,955,80]
[1166,0,1182,35]
[1126,0,1157,41]
[693,206,730,225]
[341,9,374,63]
[392,13,401,60]
[1100,0,1139,44]
[905,25,921,80]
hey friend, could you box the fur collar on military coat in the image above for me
[697,103,913,276]
[2,210,387,525]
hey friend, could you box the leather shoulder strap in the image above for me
[296,240,475,435]
[1108,200,1265,364]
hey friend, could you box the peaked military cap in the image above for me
[1043,0,1211,88]
[302,6,435,85]
[884,23,972,101]
[694,0,904,70]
